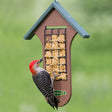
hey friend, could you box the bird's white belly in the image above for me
[35,67,46,73]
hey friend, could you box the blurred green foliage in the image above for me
[81,0,112,14]
[0,0,112,112]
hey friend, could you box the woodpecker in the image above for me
[29,58,60,109]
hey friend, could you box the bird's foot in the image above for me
[52,72,61,83]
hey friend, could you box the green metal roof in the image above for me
[24,1,89,40]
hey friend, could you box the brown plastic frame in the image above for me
[34,9,77,107]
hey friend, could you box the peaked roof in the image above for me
[24,1,89,40]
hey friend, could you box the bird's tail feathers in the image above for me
[47,95,60,110]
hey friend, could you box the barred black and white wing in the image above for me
[32,71,59,109]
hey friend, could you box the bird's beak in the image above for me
[39,58,43,63]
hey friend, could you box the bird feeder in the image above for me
[24,1,89,107]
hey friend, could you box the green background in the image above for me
[0,0,112,112]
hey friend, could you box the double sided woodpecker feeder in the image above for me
[24,1,89,107]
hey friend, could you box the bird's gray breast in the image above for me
[35,67,46,73]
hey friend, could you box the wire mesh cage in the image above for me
[44,26,67,80]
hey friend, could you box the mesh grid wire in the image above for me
[44,26,67,80]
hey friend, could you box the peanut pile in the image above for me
[45,34,67,80]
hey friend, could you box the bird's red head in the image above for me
[29,59,43,75]
[29,60,38,69]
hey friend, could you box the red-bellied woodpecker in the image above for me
[29,58,60,109]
